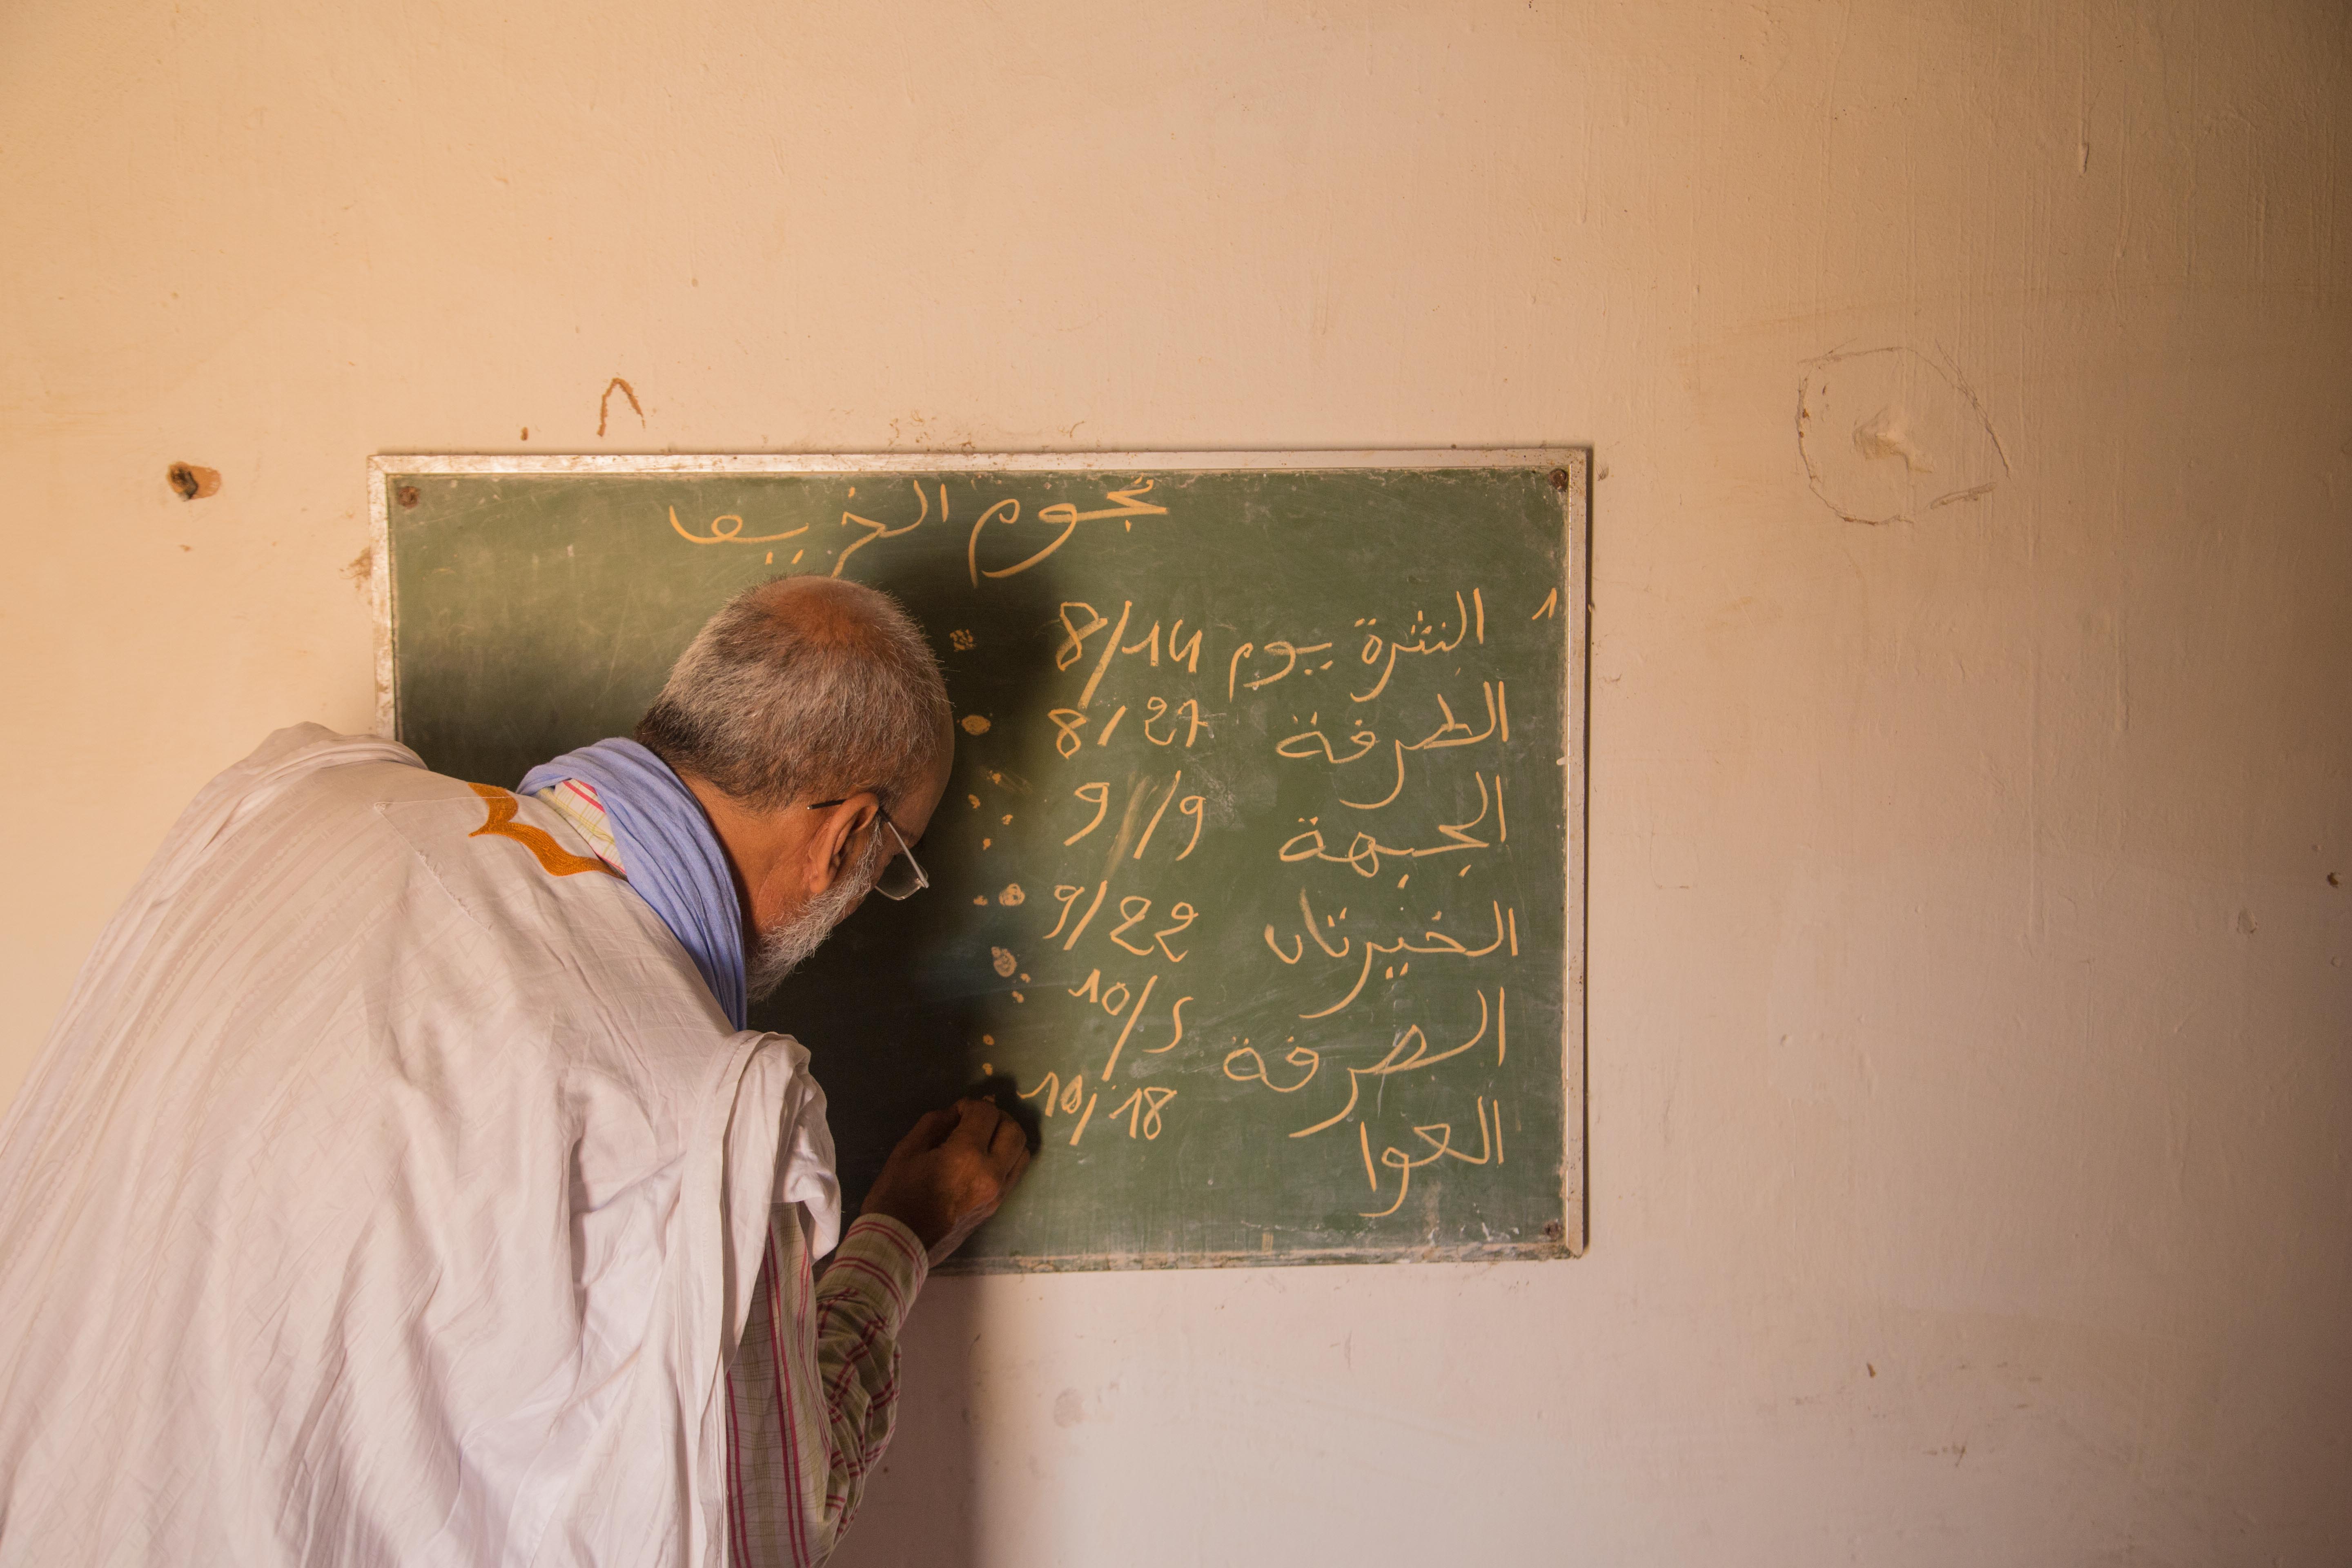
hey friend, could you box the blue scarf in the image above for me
[519,739,747,1028]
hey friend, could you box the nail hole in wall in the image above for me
[167,463,221,501]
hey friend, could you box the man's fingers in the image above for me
[918,1105,964,1147]
[947,1096,1010,1150]
[892,1105,959,1158]
[984,1112,1027,1166]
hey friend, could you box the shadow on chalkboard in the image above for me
[762,551,1067,1216]
[776,552,1067,1568]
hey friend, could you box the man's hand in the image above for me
[860,1098,1033,1264]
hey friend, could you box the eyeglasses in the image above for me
[806,797,930,901]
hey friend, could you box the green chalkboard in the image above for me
[373,452,1588,1269]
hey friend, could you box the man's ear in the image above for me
[805,794,880,898]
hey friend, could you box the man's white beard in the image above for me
[746,844,880,1003]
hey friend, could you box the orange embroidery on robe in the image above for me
[465,783,619,878]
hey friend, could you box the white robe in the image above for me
[0,726,838,1567]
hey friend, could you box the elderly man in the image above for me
[0,577,1025,1567]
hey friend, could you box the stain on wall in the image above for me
[1797,347,2009,524]
[597,377,644,438]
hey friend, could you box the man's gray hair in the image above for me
[635,576,951,812]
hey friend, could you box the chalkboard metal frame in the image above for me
[369,449,1590,1261]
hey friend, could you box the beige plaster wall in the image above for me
[3,0,2346,1561]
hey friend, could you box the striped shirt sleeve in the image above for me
[725,1209,930,1567]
